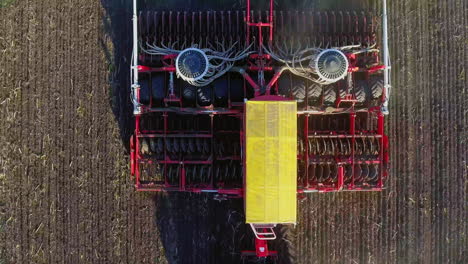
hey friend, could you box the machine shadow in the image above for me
[153,193,252,263]
[101,0,134,152]
[153,192,297,263]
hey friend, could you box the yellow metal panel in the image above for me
[245,100,297,224]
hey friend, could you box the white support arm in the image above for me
[131,0,141,114]
[382,0,391,115]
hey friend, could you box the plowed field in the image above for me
[0,0,466,263]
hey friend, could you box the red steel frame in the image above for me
[130,0,389,260]
[130,0,388,194]
[297,110,388,193]
[131,111,244,196]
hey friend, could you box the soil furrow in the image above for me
[0,0,467,263]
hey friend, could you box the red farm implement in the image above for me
[129,0,391,261]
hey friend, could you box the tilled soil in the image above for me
[0,0,466,263]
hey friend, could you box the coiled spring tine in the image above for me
[369,164,379,182]
[323,163,331,182]
[167,165,173,183]
[367,137,374,155]
[224,163,229,181]
[319,138,325,155]
[354,137,360,155]
[308,138,313,154]
[347,138,352,155]
[179,138,187,155]
[354,164,362,183]
[208,165,213,183]
[344,138,350,155]
[173,138,180,153]
[298,139,304,155]
[325,138,331,155]
[165,138,172,153]
[376,137,381,155]
[374,137,380,155]
[331,163,338,181]
[361,164,369,180]
[332,138,337,155]
[214,164,220,181]
[308,164,316,181]
[315,164,323,182]
[155,138,162,154]
[360,137,367,155]
[231,163,237,182]
[217,139,224,157]
[188,138,196,153]
[345,165,353,183]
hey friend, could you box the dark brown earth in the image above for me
[0,0,466,263]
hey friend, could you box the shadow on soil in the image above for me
[100,0,134,152]
[153,193,252,263]
[153,192,298,264]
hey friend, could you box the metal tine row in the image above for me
[165,163,242,186]
[167,115,211,132]
[274,10,377,48]
[166,138,211,155]
[185,165,212,185]
[354,136,381,156]
[214,116,240,131]
[140,137,211,160]
[308,162,338,183]
[298,138,305,155]
[214,137,240,157]
[308,137,352,156]
[276,11,376,35]
[138,10,376,52]
[140,137,243,159]
[165,165,212,185]
[139,114,212,132]
[139,113,164,131]
[306,113,379,133]
[307,136,380,156]
[214,162,242,183]
[139,10,247,52]
[166,165,180,184]
[308,163,380,184]
[309,114,350,132]
[344,164,380,184]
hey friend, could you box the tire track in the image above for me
[417,1,433,263]
[427,1,438,262]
